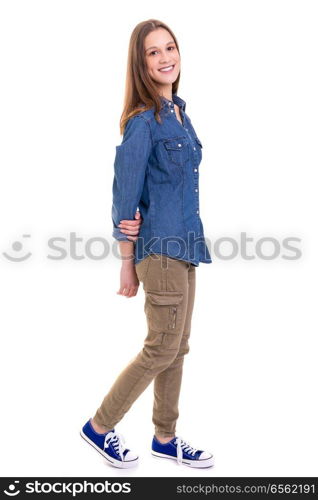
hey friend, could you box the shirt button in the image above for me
[185,128,188,131]
[196,210,199,214]
[170,109,174,113]
[178,143,182,147]
[194,168,198,172]
[193,147,196,151]
[195,188,198,192]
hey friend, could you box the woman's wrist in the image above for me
[118,240,135,266]
[121,256,135,267]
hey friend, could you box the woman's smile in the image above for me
[158,65,175,73]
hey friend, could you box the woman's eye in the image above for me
[150,46,175,56]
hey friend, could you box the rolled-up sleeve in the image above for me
[111,115,152,241]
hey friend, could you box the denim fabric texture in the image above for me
[111,93,212,267]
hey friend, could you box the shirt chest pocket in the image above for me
[163,138,190,167]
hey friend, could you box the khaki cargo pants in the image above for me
[93,253,196,437]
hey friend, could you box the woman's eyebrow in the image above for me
[145,40,175,53]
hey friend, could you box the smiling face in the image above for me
[144,27,180,93]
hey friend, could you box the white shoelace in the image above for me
[103,431,126,461]
[175,436,198,465]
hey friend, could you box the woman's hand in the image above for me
[117,210,143,241]
[117,261,139,298]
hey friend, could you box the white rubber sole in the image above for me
[151,450,214,468]
[80,430,139,469]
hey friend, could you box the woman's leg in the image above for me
[92,254,190,431]
[152,263,196,439]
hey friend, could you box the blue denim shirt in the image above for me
[111,93,212,267]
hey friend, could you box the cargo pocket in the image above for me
[145,290,183,331]
[163,138,189,167]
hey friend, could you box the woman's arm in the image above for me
[111,114,152,241]
[116,240,139,298]
[111,114,152,297]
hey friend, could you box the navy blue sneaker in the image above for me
[80,419,138,468]
[151,435,214,468]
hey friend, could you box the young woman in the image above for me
[80,19,214,469]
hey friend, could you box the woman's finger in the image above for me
[126,286,138,297]
[119,221,141,230]
[120,228,139,235]
[119,219,140,226]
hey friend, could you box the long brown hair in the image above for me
[119,19,181,135]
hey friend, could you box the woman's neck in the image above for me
[158,85,173,102]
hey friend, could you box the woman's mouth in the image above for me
[158,65,175,73]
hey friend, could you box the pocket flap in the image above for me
[164,138,187,151]
[195,137,203,148]
[146,290,183,306]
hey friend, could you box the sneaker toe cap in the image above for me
[124,450,138,462]
[199,451,212,460]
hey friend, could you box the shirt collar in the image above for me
[160,93,186,112]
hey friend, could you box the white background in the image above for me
[0,0,317,477]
